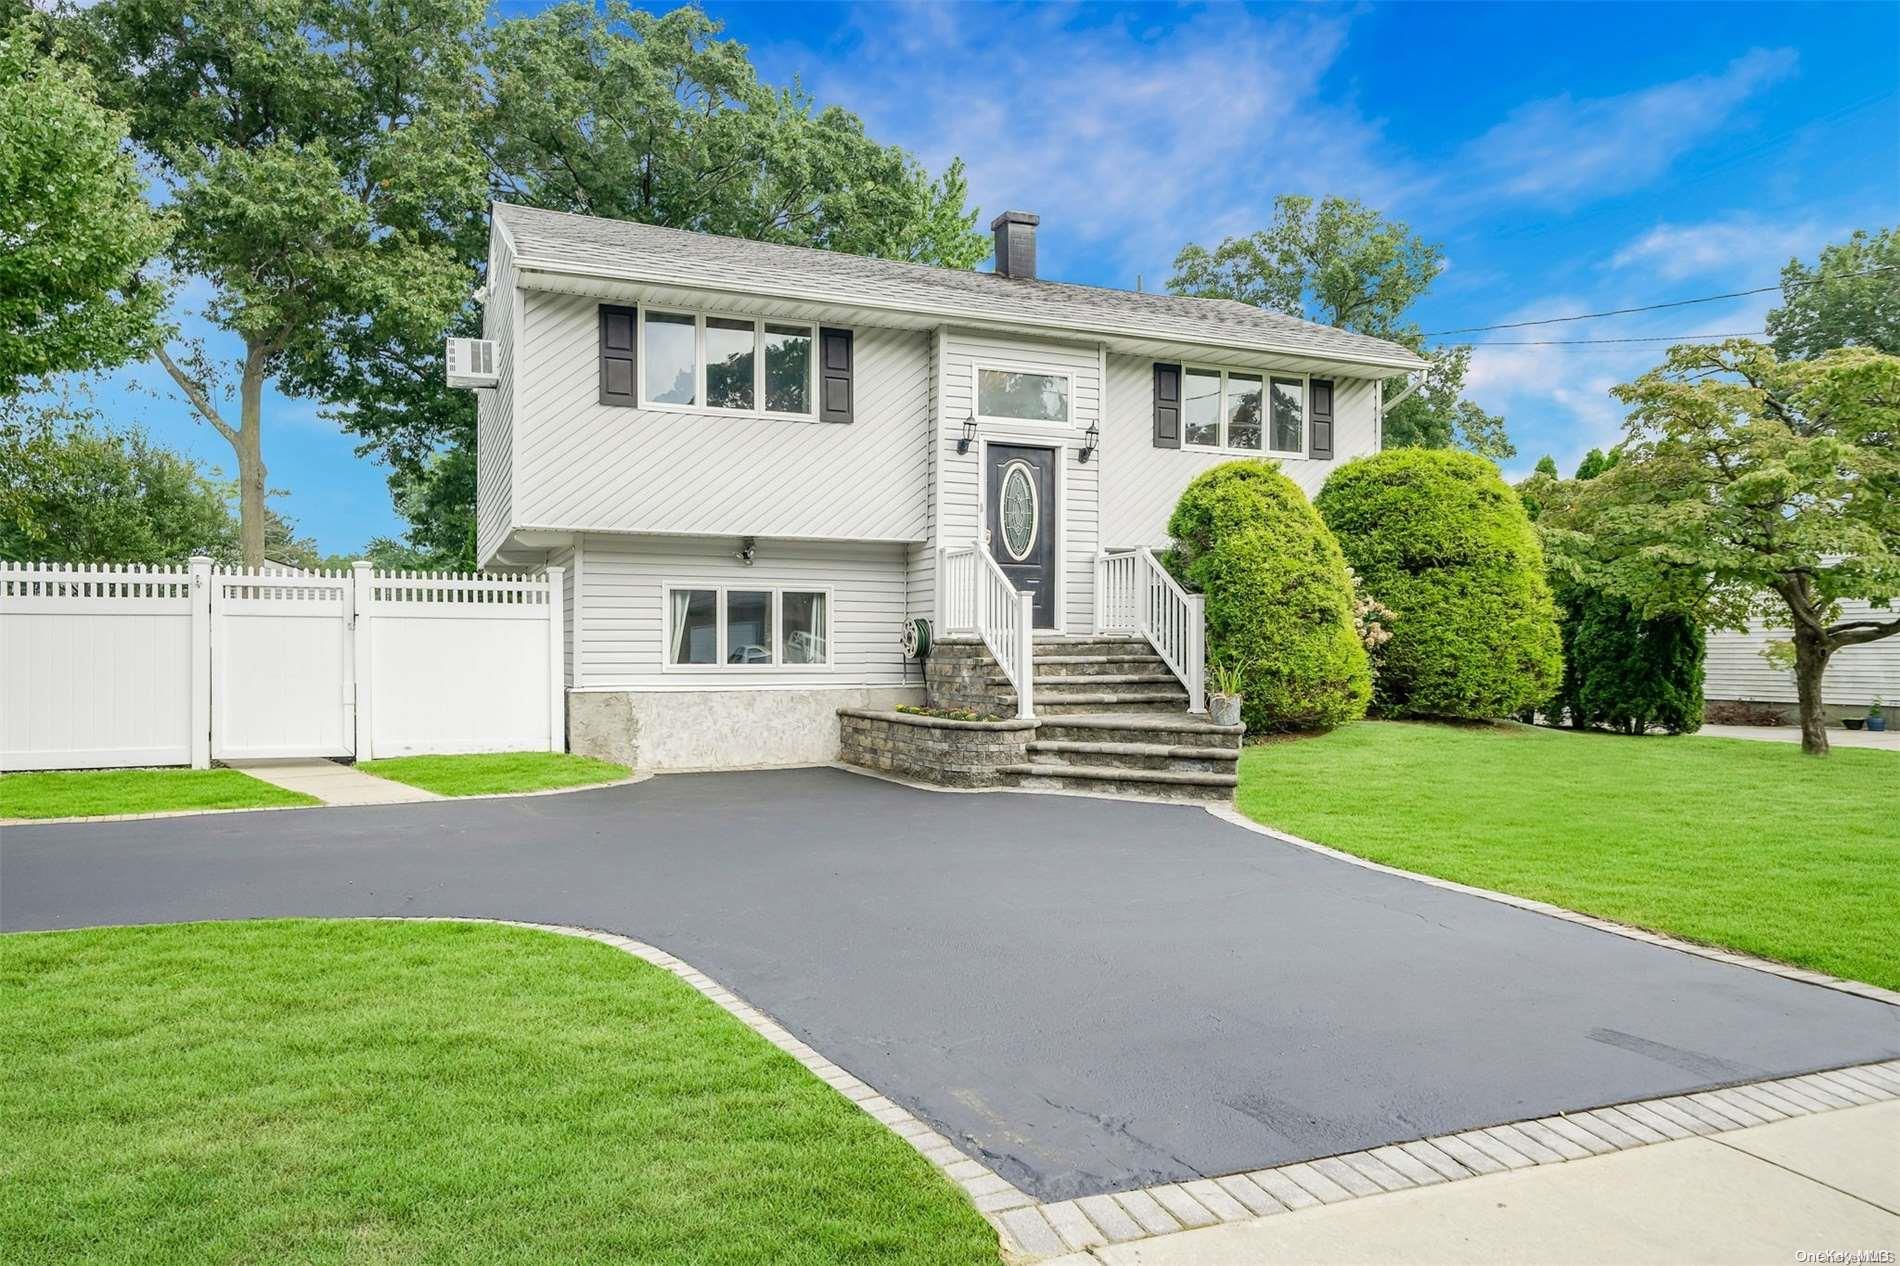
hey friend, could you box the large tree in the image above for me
[1168,194,1511,460]
[67,0,490,566]
[1576,341,1898,755]
[0,19,168,393]
[293,1,989,568]
[1767,227,1899,360]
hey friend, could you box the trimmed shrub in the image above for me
[1316,449,1562,719]
[1550,582,1705,734]
[1167,461,1370,732]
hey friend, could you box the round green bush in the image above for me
[1167,461,1370,732]
[1315,449,1562,719]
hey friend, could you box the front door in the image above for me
[986,444,1057,628]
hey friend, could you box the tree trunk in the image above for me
[1791,627,1831,756]
[236,344,268,568]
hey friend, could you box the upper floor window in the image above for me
[639,310,816,418]
[976,367,1070,425]
[1183,366,1302,454]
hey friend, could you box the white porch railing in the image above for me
[1094,548,1206,714]
[940,543,1035,719]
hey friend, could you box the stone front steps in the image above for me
[999,635,1240,801]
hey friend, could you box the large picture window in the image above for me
[638,310,819,417]
[976,367,1071,424]
[666,586,831,669]
[1182,366,1303,453]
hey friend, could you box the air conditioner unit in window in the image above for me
[445,338,499,389]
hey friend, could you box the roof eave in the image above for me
[510,257,1430,374]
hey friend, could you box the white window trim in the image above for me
[1180,364,1309,457]
[636,307,820,422]
[971,363,1076,429]
[662,583,835,673]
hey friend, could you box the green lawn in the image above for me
[1238,722,1899,991]
[0,920,997,1265]
[358,751,629,796]
[0,768,316,819]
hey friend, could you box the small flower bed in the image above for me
[895,704,1003,723]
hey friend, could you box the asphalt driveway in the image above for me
[4,768,1895,1202]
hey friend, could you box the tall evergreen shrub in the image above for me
[1166,461,1369,732]
[1551,583,1705,734]
[1316,449,1562,719]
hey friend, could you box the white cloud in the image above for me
[1608,214,1831,282]
[1459,48,1797,206]
[806,4,1409,286]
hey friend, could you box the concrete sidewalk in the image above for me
[1700,723,1900,750]
[1043,1100,1900,1266]
[229,760,440,806]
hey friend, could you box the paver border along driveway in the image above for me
[5,767,1897,1210]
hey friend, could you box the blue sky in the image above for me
[99,0,1900,555]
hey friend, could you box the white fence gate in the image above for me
[213,570,355,761]
[1,558,564,772]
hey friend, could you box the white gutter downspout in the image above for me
[1382,372,1423,414]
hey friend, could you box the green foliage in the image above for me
[1549,583,1704,735]
[1534,455,1560,478]
[894,704,1001,723]
[1167,193,1512,460]
[0,405,232,562]
[0,21,168,393]
[1317,449,1561,719]
[311,0,988,565]
[1767,227,1899,359]
[1167,461,1369,732]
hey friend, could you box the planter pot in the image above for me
[1867,716,1887,732]
[1209,694,1243,727]
[1844,717,1866,730]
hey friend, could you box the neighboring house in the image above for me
[470,203,1426,770]
[1704,603,1900,724]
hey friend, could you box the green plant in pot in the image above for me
[1208,660,1247,728]
[1868,698,1886,733]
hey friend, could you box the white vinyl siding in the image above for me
[930,329,1101,633]
[1705,603,1900,708]
[1098,353,1379,549]
[513,290,930,542]
[475,227,520,566]
[575,534,909,690]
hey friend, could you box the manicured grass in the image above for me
[0,768,316,819]
[1238,721,1900,991]
[358,751,628,796]
[0,920,998,1265]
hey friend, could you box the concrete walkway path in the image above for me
[1046,1099,1900,1265]
[228,759,440,806]
[1700,723,1900,750]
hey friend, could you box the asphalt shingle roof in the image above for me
[494,203,1427,372]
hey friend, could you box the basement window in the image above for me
[666,586,831,669]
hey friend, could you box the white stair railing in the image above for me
[940,542,1035,718]
[1094,548,1206,714]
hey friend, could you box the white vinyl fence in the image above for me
[1,558,564,772]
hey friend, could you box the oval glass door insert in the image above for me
[1000,461,1039,561]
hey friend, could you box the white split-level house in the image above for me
[470,204,1427,770]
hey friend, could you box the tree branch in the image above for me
[1828,617,1900,649]
[154,344,239,446]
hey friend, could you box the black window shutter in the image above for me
[599,305,637,407]
[1309,378,1335,459]
[819,327,854,423]
[1153,363,1182,448]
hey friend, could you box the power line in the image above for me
[1424,263,1898,336]
[1451,330,1764,348]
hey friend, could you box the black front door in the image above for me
[986,444,1057,628]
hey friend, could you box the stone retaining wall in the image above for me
[837,708,1035,787]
